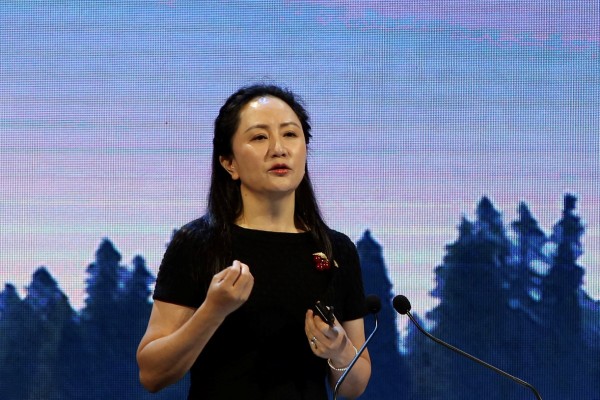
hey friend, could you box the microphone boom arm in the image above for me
[333,315,378,400]
[406,311,542,400]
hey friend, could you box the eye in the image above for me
[284,131,298,137]
[252,134,268,141]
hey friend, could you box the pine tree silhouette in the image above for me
[118,255,155,396]
[423,197,516,400]
[409,195,600,400]
[404,311,434,399]
[83,239,124,319]
[0,283,20,316]
[543,194,585,333]
[356,230,414,400]
[24,268,75,400]
[509,202,548,309]
[0,284,31,399]
[78,240,188,399]
[79,239,128,399]
[536,194,590,399]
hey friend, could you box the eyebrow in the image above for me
[243,121,301,133]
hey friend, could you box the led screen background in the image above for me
[1,1,598,398]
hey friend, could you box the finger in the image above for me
[238,281,253,301]
[305,311,327,344]
[214,266,231,283]
[310,310,329,331]
[331,312,340,327]
[305,309,317,335]
[221,260,242,286]
[312,314,338,341]
[305,311,319,343]
[305,317,320,350]
[309,335,319,352]
[236,267,254,298]
[232,262,249,286]
[231,265,251,293]
[307,310,329,335]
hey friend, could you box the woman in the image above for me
[137,84,371,399]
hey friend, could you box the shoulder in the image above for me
[326,228,356,251]
[157,216,213,281]
[325,228,359,267]
[161,215,214,268]
[154,217,214,307]
[325,228,367,320]
[171,215,213,244]
[179,215,212,235]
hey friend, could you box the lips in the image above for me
[269,164,290,172]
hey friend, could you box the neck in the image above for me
[236,190,300,233]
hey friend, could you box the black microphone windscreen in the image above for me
[365,294,381,314]
[392,295,411,315]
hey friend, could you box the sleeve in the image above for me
[331,232,367,322]
[152,221,208,308]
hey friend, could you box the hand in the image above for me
[205,260,254,317]
[305,309,355,367]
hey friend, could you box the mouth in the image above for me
[269,164,291,173]
[269,164,290,171]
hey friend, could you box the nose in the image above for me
[269,136,287,157]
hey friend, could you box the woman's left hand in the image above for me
[304,309,356,367]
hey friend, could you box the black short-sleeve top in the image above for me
[153,218,367,400]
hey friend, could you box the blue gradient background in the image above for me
[1,0,598,327]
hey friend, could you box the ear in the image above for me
[219,156,239,180]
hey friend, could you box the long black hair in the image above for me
[202,83,333,276]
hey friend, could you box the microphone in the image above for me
[333,294,381,400]
[393,295,543,400]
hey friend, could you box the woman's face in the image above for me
[220,96,307,199]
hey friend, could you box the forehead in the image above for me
[238,96,300,124]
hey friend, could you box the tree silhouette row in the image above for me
[0,195,598,399]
